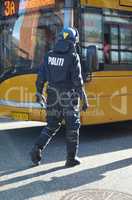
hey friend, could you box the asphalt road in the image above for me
[0,121,132,200]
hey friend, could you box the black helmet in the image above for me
[58,27,79,43]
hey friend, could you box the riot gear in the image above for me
[30,27,88,167]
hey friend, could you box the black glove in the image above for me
[82,96,89,112]
[35,92,47,108]
[76,87,89,112]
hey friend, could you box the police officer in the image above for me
[30,27,89,167]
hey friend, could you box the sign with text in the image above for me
[19,0,55,10]
[4,0,18,16]
[3,0,55,17]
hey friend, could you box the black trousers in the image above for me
[35,87,80,159]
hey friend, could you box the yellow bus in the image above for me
[0,0,132,125]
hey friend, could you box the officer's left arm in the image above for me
[71,53,84,89]
[72,53,89,111]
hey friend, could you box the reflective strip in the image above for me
[0,99,46,109]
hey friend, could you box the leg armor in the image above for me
[35,125,61,150]
[64,106,81,167]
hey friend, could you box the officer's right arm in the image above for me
[35,56,47,105]
[36,56,47,94]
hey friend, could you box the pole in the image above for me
[64,0,74,28]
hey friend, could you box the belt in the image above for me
[48,82,74,90]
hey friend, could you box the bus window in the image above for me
[110,24,132,65]
[0,4,64,75]
[103,25,111,64]
[103,9,132,67]
[110,25,119,64]
[0,17,17,73]
[81,8,103,66]
[32,11,63,68]
[120,25,132,64]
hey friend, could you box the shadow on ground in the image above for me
[0,121,132,199]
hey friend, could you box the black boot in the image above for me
[30,145,42,166]
[65,156,81,167]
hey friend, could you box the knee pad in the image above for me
[67,118,80,131]
[66,129,79,143]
